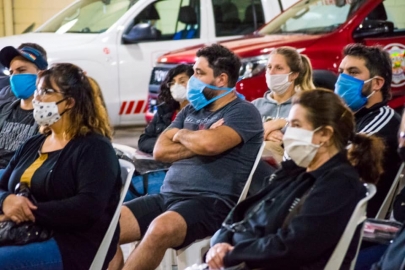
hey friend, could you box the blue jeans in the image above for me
[0,168,5,180]
[355,243,389,270]
[0,238,63,270]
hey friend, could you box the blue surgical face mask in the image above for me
[334,73,374,112]
[10,74,37,100]
[186,75,234,110]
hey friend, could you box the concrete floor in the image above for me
[112,126,145,148]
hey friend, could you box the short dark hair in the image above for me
[18,43,47,61]
[158,64,193,109]
[196,44,241,87]
[343,43,392,101]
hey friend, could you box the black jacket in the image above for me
[138,103,176,154]
[355,101,401,218]
[212,152,366,270]
[372,225,405,270]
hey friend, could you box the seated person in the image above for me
[206,89,384,269]
[0,74,14,104]
[108,44,263,270]
[372,111,405,270]
[0,63,121,270]
[138,64,193,154]
[335,43,401,218]
[0,43,48,170]
[252,46,315,163]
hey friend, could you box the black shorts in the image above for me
[124,193,231,249]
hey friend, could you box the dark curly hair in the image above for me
[196,44,241,87]
[158,64,193,110]
[37,63,112,140]
[343,43,392,101]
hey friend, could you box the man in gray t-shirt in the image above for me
[162,98,263,206]
[110,44,263,270]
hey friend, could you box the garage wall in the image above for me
[0,0,75,37]
[0,1,4,36]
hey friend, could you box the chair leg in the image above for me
[155,249,176,270]
[176,238,211,270]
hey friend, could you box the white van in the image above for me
[0,0,297,126]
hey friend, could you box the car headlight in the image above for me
[240,55,268,79]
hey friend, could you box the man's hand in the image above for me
[173,125,242,156]
[210,118,224,129]
[154,128,195,163]
[206,243,234,269]
[263,119,287,139]
[265,130,284,143]
[2,194,37,223]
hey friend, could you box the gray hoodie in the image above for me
[251,91,293,122]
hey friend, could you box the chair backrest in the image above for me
[244,3,265,25]
[112,143,137,160]
[376,163,405,219]
[238,142,265,204]
[173,6,198,40]
[324,183,376,270]
[89,159,135,270]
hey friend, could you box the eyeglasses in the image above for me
[35,88,63,95]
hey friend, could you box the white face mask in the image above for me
[170,83,187,102]
[283,126,323,168]
[33,99,66,127]
[266,72,292,95]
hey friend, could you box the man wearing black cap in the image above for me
[0,43,48,169]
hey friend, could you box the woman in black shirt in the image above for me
[138,64,193,154]
[0,63,121,270]
[206,89,384,270]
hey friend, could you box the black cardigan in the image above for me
[138,102,176,154]
[212,152,366,270]
[0,133,121,270]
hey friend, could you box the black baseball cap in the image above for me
[0,46,48,70]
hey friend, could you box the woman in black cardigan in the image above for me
[0,63,121,270]
[138,64,193,154]
[206,89,384,270]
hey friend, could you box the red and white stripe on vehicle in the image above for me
[119,100,148,115]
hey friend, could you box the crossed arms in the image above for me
[153,119,242,163]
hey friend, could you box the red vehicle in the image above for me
[147,0,405,122]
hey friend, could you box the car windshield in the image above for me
[259,0,367,35]
[36,0,138,33]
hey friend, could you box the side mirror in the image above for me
[122,23,159,44]
[353,20,394,39]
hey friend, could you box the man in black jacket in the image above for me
[0,43,48,169]
[336,43,401,218]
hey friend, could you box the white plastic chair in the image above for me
[176,142,266,270]
[324,183,376,270]
[89,159,135,270]
[376,163,405,219]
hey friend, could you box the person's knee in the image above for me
[146,211,187,245]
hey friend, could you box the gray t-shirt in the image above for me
[161,98,264,205]
[0,105,37,169]
[251,91,293,121]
